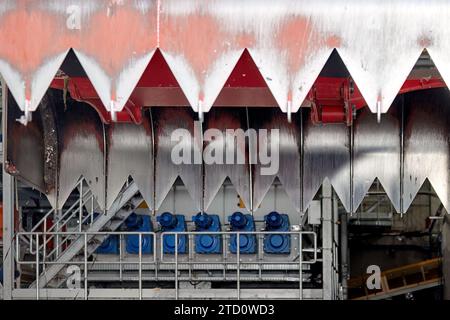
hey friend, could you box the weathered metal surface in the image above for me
[203,108,250,211]
[3,0,450,217]
[5,91,46,192]
[57,100,106,210]
[302,110,351,212]
[106,110,154,210]
[73,0,157,114]
[159,0,249,113]
[39,90,59,208]
[2,0,450,117]
[245,1,336,113]
[331,1,425,114]
[403,89,450,213]
[352,106,401,212]
[250,108,301,212]
[153,107,202,210]
[0,0,69,115]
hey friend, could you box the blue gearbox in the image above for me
[193,212,222,254]
[228,212,256,254]
[94,212,119,254]
[263,211,290,254]
[96,234,119,254]
[125,213,153,254]
[157,212,187,254]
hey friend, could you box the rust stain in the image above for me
[160,13,255,89]
[326,34,342,49]
[418,36,432,48]
[0,10,69,74]
[277,17,313,73]
[277,17,341,80]
[77,4,157,77]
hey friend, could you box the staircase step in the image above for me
[30,182,141,288]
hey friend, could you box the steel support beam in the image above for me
[11,288,323,300]
[322,180,334,300]
[339,212,349,300]
[2,81,14,300]
[442,215,450,299]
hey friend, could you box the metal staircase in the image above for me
[28,180,143,288]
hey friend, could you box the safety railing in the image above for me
[15,230,317,300]
[161,231,317,300]
[26,179,97,258]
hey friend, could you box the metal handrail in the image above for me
[161,230,316,300]
[28,191,95,256]
[44,187,98,258]
[27,178,96,256]
[16,230,318,300]
[29,180,88,233]
[160,231,317,264]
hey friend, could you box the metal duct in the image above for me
[152,107,202,210]
[203,108,251,211]
[250,108,301,212]
[106,110,154,210]
[57,100,106,210]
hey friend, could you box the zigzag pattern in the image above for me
[5,90,450,214]
[1,1,450,117]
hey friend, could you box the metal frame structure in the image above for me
[2,80,14,300]
[15,230,318,300]
[2,1,449,301]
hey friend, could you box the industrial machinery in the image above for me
[125,213,153,255]
[157,212,187,254]
[193,212,222,254]
[228,212,257,254]
[96,235,120,255]
[264,211,291,254]
[1,0,449,301]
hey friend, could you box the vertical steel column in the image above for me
[339,211,349,300]
[2,82,14,300]
[322,180,334,300]
[237,233,240,300]
[333,193,340,299]
[84,234,88,300]
[175,233,178,300]
[139,233,142,300]
[119,235,123,282]
[35,235,39,300]
[442,216,450,299]
[298,234,303,300]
